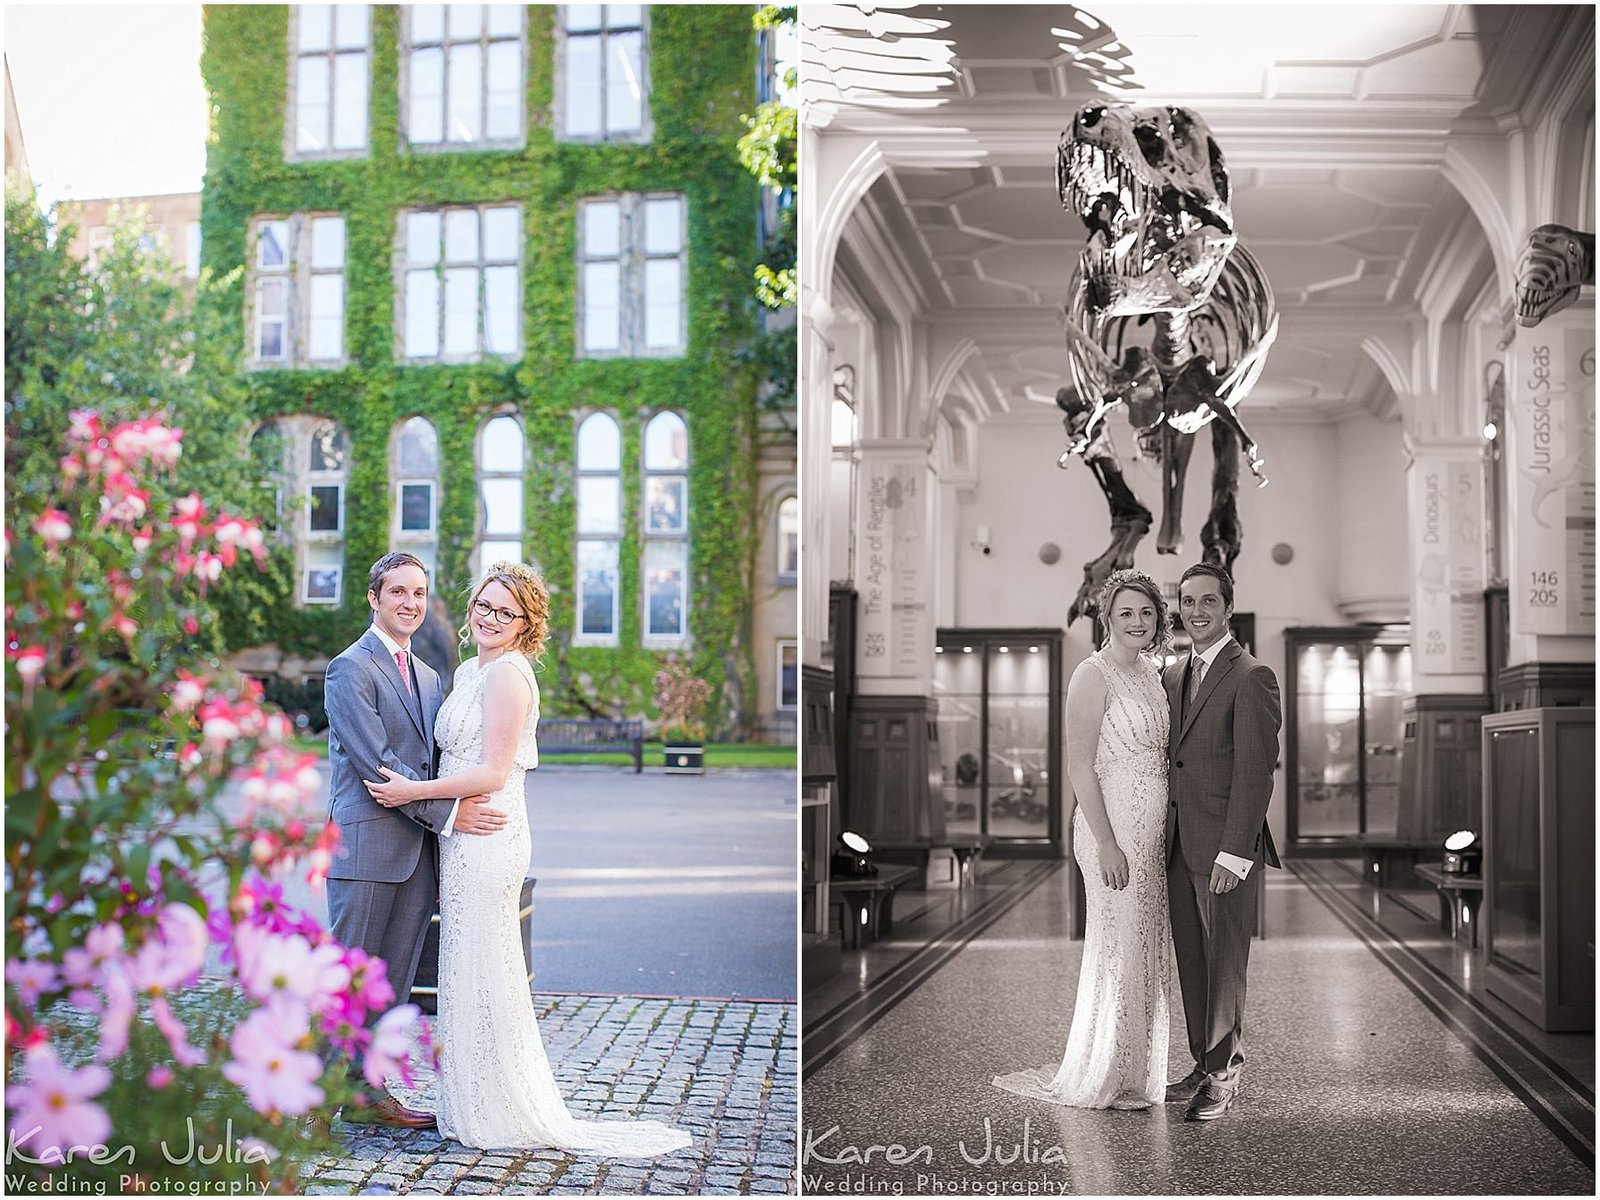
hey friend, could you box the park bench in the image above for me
[538,718,645,773]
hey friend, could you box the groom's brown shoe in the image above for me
[356,1096,437,1128]
[1183,1072,1241,1121]
[1164,1066,1207,1103]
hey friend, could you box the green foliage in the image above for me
[199,5,767,733]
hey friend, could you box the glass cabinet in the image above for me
[1285,626,1412,850]
[932,628,1062,854]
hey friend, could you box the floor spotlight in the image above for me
[833,830,876,877]
[1443,829,1481,874]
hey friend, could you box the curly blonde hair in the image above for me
[1096,568,1171,659]
[458,561,550,662]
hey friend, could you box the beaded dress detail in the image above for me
[993,649,1172,1109]
[434,654,690,1154]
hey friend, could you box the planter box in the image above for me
[410,876,535,1015]
[663,742,705,774]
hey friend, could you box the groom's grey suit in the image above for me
[1163,637,1281,1078]
[325,627,452,1010]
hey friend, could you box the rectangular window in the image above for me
[303,564,343,605]
[577,193,685,357]
[576,539,620,643]
[643,540,687,640]
[777,498,798,582]
[185,222,202,278]
[308,484,344,534]
[291,4,370,158]
[399,482,435,533]
[400,205,522,362]
[560,5,646,142]
[405,4,524,149]
[248,214,346,368]
[778,641,798,710]
[644,476,685,534]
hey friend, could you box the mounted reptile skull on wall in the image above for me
[1514,223,1595,327]
[1054,102,1278,625]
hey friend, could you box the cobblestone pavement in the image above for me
[302,994,797,1195]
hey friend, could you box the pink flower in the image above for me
[170,670,206,714]
[7,959,60,1006]
[147,1064,173,1089]
[11,646,46,685]
[342,947,394,1016]
[66,409,102,446]
[62,922,124,988]
[32,509,71,553]
[150,994,206,1067]
[58,454,84,485]
[363,1004,424,1089]
[236,929,349,1016]
[131,526,153,554]
[110,613,138,642]
[95,965,135,1062]
[6,1045,112,1161]
[221,1006,324,1116]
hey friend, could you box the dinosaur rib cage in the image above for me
[1065,241,1279,428]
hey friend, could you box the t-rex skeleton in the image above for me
[1053,102,1278,625]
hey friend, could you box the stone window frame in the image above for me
[302,419,351,606]
[553,4,652,146]
[284,4,371,163]
[391,416,441,579]
[575,192,687,360]
[398,4,528,153]
[244,213,349,370]
[573,410,624,647]
[639,410,689,650]
[394,203,525,365]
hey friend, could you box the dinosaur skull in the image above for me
[1515,224,1596,327]
[1058,103,1236,317]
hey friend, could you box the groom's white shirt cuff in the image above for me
[440,799,461,838]
[1215,851,1252,880]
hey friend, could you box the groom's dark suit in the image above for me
[1163,637,1281,1078]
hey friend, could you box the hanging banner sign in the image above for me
[1409,453,1485,676]
[1508,312,1596,637]
[859,456,929,677]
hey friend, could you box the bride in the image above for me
[993,568,1173,1110]
[366,561,690,1155]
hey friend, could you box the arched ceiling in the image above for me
[806,3,1586,423]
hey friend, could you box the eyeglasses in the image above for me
[472,599,526,627]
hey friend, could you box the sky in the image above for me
[5,4,207,210]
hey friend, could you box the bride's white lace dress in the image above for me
[993,649,1172,1109]
[433,654,691,1155]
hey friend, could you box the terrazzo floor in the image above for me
[801,865,1594,1195]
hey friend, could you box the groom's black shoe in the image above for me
[1183,1072,1241,1122]
[1164,1066,1207,1103]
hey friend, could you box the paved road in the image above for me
[525,767,797,1002]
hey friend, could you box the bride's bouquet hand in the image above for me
[364,765,421,807]
[1098,841,1130,890]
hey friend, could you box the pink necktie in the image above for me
[395,651,410,691]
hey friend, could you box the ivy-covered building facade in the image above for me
[200,4,796,741]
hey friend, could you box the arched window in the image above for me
[641,411,688,646]
[477,413,525,573]
[574,413,622,644]
[250,421,288,532]
[303,420,349,604]
[776,495,798,584]
[392,416,439,577]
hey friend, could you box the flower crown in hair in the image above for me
[488,561,541,587]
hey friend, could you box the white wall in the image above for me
[1334,412,1411,621]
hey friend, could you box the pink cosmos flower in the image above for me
[32,509,71,553]
[7,958,60,1006]
[150,994,206,1067]
[363,1004,424,1089]
[62,922,125,988]
[342,947,395,1016]
[96,964,136,1062]
[6,1044,112,1159]
[147,1064,173,1089]
[237,931,350,1016]
[221,1006,324,1116]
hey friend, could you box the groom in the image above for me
[324,552,508,1126]
[1163,562,1281,1122]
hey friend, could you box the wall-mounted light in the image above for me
[1483,421,1498,441]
